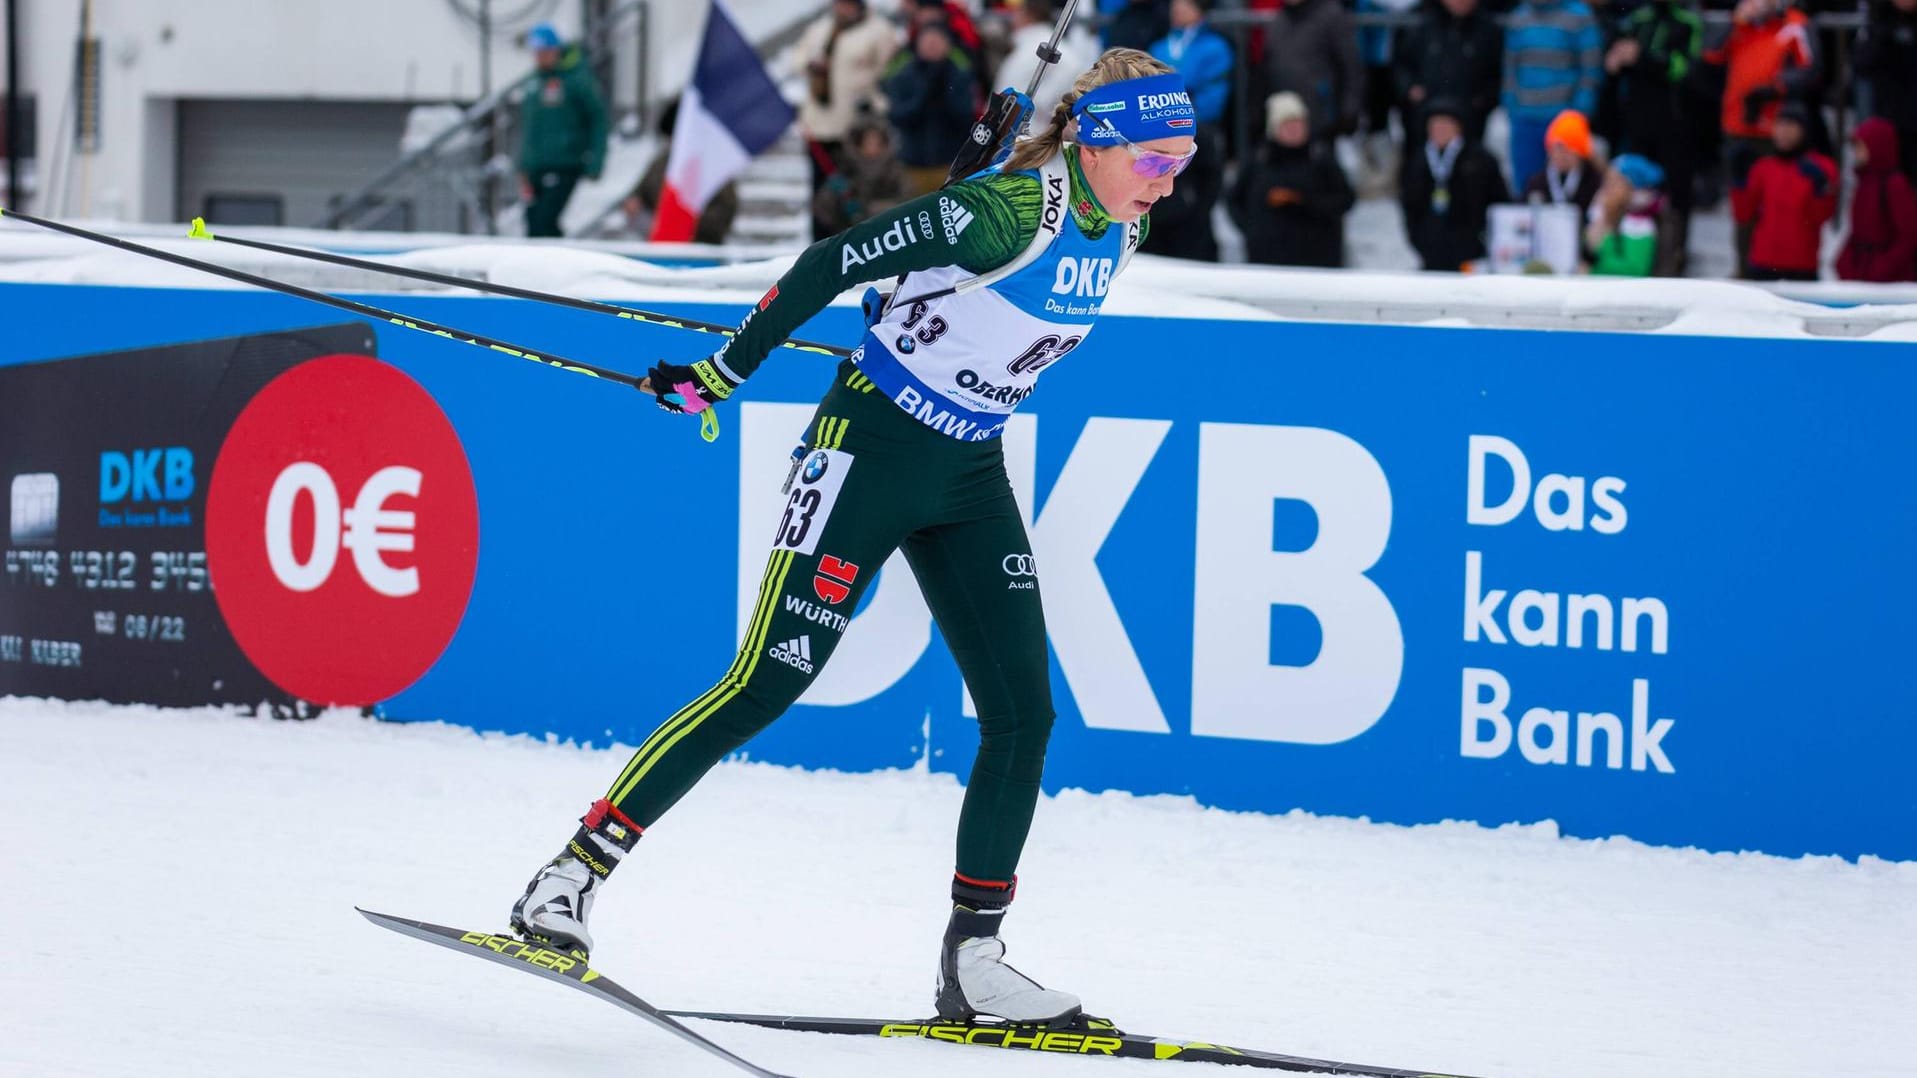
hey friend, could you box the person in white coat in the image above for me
[797,0,901,238]
[993,0,1099,120]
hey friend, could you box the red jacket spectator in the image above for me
[1837,118,1917,283]
[1706,0,1816,141]
[1732,137,1836,278]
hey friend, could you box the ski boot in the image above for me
[509,798,641,957]
[934,875,1082,1027]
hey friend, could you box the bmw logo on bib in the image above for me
[895,334,917,354]
[803,450,831,484]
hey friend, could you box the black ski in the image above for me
[355,909,796,1078]
[660,1010,1492,1078]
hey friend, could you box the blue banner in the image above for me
[3,281,1910,861]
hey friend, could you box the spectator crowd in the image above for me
[763,0,1917,281]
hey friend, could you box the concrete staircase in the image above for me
[728,125,814,249]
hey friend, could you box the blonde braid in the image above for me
[1004,99,1075,173]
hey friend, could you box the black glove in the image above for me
[645,357,739,449]
[1795,156,1829,196]
[646,356,737,414]
[645,356,738,442]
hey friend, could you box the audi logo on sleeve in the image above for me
[1002,553,1038,589]
[204,355,479,706]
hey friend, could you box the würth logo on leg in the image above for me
[814,555,859,605]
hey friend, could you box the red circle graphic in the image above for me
[205,354,479,705]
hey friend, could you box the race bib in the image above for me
[771,447,853,555]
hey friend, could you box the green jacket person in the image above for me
[511,48,1196,1027]
[517,23,608,238]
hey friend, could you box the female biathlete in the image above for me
[511,48,1197,1027]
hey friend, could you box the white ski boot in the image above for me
[933,879,1081,1026]
[510,799,641,957]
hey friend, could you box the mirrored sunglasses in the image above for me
[1090,115,1198,178]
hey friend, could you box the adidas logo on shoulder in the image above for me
[768,635,815,674]
[939,196,975,243]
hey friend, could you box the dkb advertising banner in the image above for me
[0,282,1910,862]
[0,322,374,706]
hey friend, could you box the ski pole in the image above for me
[1023,0,1083,101]
[184,217,852,359]
[945,0,1082,184]
[0,206,722,442]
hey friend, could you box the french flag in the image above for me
[650,1,795,242]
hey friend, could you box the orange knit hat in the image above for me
[1544,110,1592,158]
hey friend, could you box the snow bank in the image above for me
[6,219,1916,340]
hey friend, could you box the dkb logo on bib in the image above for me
[1051,256,1114,298]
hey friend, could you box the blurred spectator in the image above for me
[1149,0,1235,127]
[1585,153,1667,275]
[1242,0,1285,81]
[1359,0,1422,147]
[517,23,608,238]
[1231,92,1357,266]
[1395,0,1505,148]
[812,121,909,236]
[1401,99,1511,269]
[1264,0,1367,141]
[1706,0,1818,196]
[902,0,987,69]
[1607,0,1704,231]
[1520,109,1602,215]
[1502,0,1603,193]
[624,102,738,245]
[1855,0,1917,185]
[1731,102,1835,280]
[1105,0,1174,52]
[1835,118,1917,282]
[882,20,982,196]
[994,0,1099,117]
[796,0,898,240]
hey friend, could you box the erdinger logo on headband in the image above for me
[1137,89,1195,124]
[1073,73,1198,145]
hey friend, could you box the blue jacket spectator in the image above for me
[1503,0,1603,192]
[1149,0,1235,127]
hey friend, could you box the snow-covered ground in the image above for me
[2,698,1912,1078]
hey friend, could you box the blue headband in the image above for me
[1071,73,1197,145]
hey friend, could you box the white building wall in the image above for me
[2,0,815,223]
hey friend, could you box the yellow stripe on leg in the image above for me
[604,550,791,804]
[616,550,798,794]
